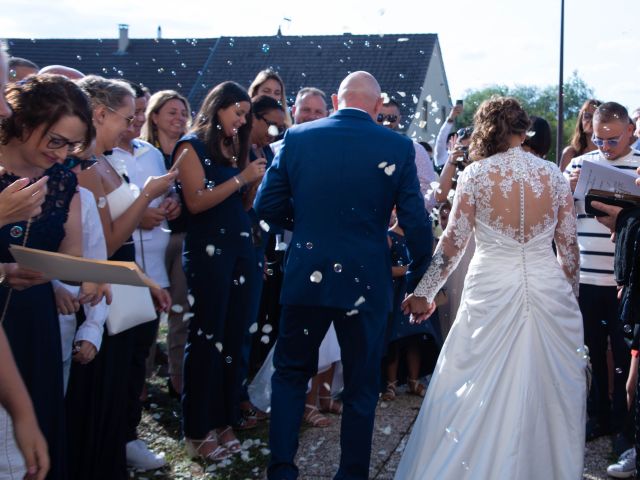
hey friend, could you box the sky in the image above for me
[2,0,639,111]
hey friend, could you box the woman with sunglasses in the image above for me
[0,73,93,480]
[559,98,602,171]
[65,75,176,480]
[229,95,286,430]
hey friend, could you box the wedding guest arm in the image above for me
[0,325,49,480]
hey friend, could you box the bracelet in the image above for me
[233,175,246,189]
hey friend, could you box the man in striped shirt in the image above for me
[565,101,640,442]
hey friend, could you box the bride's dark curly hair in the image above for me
[469,96,530,160]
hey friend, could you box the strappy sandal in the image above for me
[303,404,330,428]
[318,395,343,415]
[184,433,231,462]
[408,379,426,397]
[217,426,241,454]
[381,381,397,401]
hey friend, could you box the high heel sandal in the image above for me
[381,381,397,401]
[303,404,330,428]
[217,426,241,454]
[184,433,231,462]
[407,379,426,397]
[318,395,343,414]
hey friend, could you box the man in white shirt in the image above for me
[433,102,463,168]
[377,98,438,211]
[564,101,640,441]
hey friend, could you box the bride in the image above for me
[398,97,586,479]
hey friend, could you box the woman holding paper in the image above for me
[0,74,93,480]
[65,76,175,480]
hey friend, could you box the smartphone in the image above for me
[585,193,639,217]
[456,99,463,106]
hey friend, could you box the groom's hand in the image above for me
[401,294,436,324]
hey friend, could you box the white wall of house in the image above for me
[406,38,452,145]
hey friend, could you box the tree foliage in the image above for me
[455,71,595,163]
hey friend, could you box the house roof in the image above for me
[6,33,441,128]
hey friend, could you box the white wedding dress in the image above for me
[395,147,586,479]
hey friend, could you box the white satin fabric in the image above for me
[395,220,586,479]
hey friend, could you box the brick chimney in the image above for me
[117,24,129,54]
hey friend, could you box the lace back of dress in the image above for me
[474,149,558,244]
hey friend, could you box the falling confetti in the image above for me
[310,271,323,283]
[384,165,396,176]
[206,244,215,256]
[249,323,258,334]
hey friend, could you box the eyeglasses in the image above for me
[377,114,398,124]
[582,112,594,121]
[256,114,285,136]
[63,155,98,170]
[108,106,135,126]
[592,132,625,148]
[46,132,84,153]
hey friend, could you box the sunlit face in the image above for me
[217,101,251,138]
[581,104,597,134]
[17,115,87,171]
[100,95,135,150]
[0,56,11,119]
[293,94,328,124]
[253,108,285,148]
[152,98,188,138]
[634,117,640,140]
[379,104,401,130]
[256,79,282,102]
[592,119,633,160]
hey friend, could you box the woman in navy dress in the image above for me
[0,74,93,480]
[176,81,266,461]
[382,216,442,401]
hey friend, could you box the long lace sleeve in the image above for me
[553,172,580,296]
[414,167,476,302]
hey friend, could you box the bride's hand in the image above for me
[401,294,436,324]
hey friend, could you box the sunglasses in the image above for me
[256,114,285,136]
[377,114,398,123]
[108,106,135,126]
[63,155,98,171]
[592,133,625,148]
[47,132,84,153]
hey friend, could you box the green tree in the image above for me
[456,71,595,163]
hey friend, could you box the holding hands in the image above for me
[401,294,436,324]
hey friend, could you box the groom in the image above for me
[254,71,432,480]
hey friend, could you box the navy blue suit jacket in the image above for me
[254,108,432,314]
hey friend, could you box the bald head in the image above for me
[336,71,383,118]
[38,65,84,80]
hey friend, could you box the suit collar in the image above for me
[332,108,376,123]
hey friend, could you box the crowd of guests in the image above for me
[1,43,640,480]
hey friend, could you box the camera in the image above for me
[456,146,469,170]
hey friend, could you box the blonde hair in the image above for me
[139,90,191,146]
[76,75,135,110]
[469,96,529,160]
